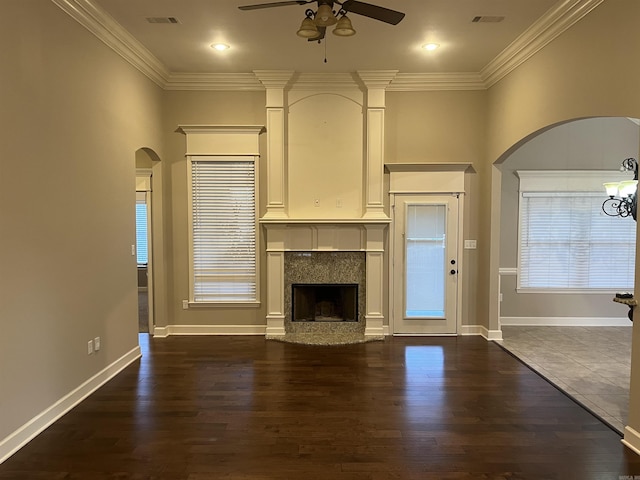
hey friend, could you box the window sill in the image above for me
[516,288,624,294]
[188,301,261,308]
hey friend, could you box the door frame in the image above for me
[136,169,154,333]
[386,163,469,336]
[391,194,461,335]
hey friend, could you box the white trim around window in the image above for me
[516,170,636,293]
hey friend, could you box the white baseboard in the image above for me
[622,426,640,456]
[500,316,632,327]
[154,324,388,337]
[0,345,141,465]
[152,326,169,337]
[460,325,503,341]
[153,324,266,336]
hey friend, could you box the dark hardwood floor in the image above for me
[2,335,640,479]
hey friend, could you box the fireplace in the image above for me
[292,284,358,322]
[261,222,387,340]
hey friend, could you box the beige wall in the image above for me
[500,117,639,319]
[0,0,164,442]
[385,90,486,326]
[162,90,267,327]
[487,3,640,162]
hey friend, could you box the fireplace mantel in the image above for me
[263,222,386,339]
[260,218,390,224]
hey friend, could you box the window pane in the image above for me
[405,204,446,317]
[135,202,148,265]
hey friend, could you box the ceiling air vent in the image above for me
[472,16,505,23]
[145,17,180,24]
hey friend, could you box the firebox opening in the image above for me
[292,284,358,322]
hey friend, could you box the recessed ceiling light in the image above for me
[211,43,230,51]
[422,43,440,51]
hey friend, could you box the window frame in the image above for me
[187,155,260,307]
[516,170,636,294]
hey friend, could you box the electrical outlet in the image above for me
[182,299,189,310]
[464,240,477,249]
[336,198,342,208]
[94,336,101,351]
[87,339,94,355]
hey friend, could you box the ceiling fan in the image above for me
[238,0,405,41]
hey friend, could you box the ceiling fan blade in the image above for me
[308,26,326,41]
[340,0,405,25]
[238,1,311,11]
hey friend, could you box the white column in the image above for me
[264,224,286,337]
[623,315,640,454]
[364,224,387,337]
[357,71,397,220]
[254,70,294,219]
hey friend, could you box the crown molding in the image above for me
[164,73,264,91]
[253,70,295,89]
[388,73,485,91]
[176,125,266,135]
[357,70,399,89]
[288,73,362,91]
[54,0,604,92]
[51,0,169,87]
[163,72,485,92]
[480,0,605,87]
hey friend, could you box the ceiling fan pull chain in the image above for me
[324,35,328,63]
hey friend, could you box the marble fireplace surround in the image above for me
[261,221,388,343]
[285,252,365,334]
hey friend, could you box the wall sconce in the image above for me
[602,157,638,221]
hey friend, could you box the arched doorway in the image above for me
[494,117,639,433]
[135,148,163,336]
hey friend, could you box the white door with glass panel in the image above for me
[393,195,459,334]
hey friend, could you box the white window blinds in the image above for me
[519,192,636,290]
[190,158,257,303]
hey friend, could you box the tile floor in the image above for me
[496,325,633,434]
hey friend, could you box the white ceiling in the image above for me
[90,0,563,75]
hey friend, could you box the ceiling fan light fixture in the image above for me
[315,4,337,26]
[333,15,356,36]
[297,16,319,38]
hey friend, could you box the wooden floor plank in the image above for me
[1,335,640,479]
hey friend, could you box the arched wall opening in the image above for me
[135,147,166,335]
[489,116,640,435]
[498,116,639,298]
[491,117,640,326]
